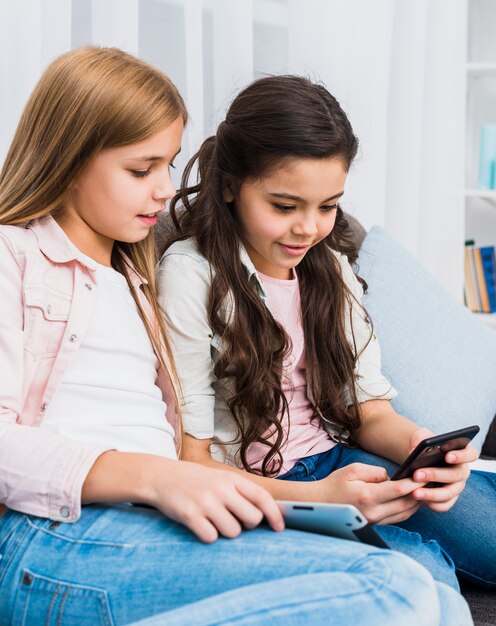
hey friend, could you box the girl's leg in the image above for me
[327,446,496,588]
[0,504,467,626]
[131,577,471,626]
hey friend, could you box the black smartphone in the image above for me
[390,425,480,481]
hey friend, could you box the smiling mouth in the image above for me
[279,243,311,250]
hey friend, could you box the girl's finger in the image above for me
[377,501,422,526]
[413,482,465,503]
[445,446,478,464]
[206,506,243,539]
[235,478,285,531]
[377,477,424,501]
[424,496,459,513]
[225,493,265,530]
[185,515,220,544]
[367,494,419,524]
[413,464,469,484]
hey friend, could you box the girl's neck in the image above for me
[54,211,114,267]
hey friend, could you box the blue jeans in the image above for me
[279,445,496,588]
[0,504,472,626]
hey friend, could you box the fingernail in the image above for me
[447,453,456,463]
[416,490,425,499]
[416,471,425,480]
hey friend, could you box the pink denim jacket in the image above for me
[0,215,177,522]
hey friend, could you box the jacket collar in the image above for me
[239,242,267,301]
[28,215,147,288]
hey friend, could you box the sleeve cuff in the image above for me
[48,443,114,523]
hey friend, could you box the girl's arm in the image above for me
[0,232,114,522]
[341,254,476,512]
[82,451,285,543]
[182,434,425,526]
[357,399,417,464]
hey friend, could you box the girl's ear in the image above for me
[222,180,235,203]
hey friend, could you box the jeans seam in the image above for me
[456,565,494,588]
[25,518,132,548]
[56,586,69,626]
[298,458,314,475]
[47,583,61,626]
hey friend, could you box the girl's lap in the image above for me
[0,504,434,625]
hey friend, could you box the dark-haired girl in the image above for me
[158,75,496,600]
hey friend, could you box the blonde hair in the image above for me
[0,46,188,445]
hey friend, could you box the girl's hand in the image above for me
[408,427,479,512]
[149,460,285,543]
[316,463,424,525]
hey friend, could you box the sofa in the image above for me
[347,213,496,626]
[155,211,496,625]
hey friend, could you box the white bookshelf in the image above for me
[466,62,496,77]
[465,1,496,319]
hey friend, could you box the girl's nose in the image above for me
[153,169,176,201]
[293,214,318,237]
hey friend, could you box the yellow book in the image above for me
[473,247,490,313]
[464,247,479,311]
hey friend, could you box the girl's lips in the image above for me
[278,243,309,256]
[137,214,158,226]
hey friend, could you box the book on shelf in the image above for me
[464,243,496,313]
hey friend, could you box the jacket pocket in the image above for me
[23,286,71,357]
[11,569,114,626]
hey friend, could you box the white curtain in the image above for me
[0,0,467,298]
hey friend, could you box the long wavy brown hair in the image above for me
[169,75,368,475]
[0,46,188,435]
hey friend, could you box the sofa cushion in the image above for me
[357,225,496,451]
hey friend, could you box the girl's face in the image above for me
[228,157,348,279]
[58,116,183,265]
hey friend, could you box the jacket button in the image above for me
[68,334,78,343]
[84,283,93,291]
[22,572,33,586]
[60,506,70,518]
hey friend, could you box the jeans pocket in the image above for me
[11,569,115,626]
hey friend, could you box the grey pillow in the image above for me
[358,226,496,451]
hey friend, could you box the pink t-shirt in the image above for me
[245,271,336,475]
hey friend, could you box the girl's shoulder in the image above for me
[161,237,208,266]
[0,222,36,257]
[158,237,213,284]
[328,247,363,298]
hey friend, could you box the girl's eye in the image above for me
[169,162,176,170]
[274,203,295,213]
[131,169,151,178]
[321,203,338,212]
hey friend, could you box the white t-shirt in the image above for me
[43,262,177,459]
